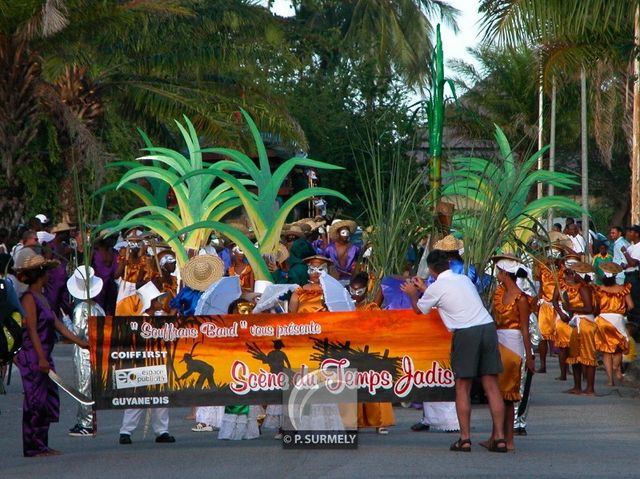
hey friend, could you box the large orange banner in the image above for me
[89,310,454,409]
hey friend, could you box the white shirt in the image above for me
[624,241,640,273]
[416,269,493,331]
[570,234,586,254]
[612,236,631,281]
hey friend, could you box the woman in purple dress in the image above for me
[15,255,88,457]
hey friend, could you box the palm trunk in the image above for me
[631,6,640,223]
[537,65,544,199]
[547,77,557,225]
[581,68,590,258]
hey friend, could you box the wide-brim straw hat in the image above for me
[51,221,74,233]
[275,243,290,263]
[567,261,595,273]
[548,231,573,249]
[297,218,325,231]
[329,219,357,240]
[182,255,225,292]
[302,255,332,265]
[67,265,103,300]
[16,254,60,271]
[550,243,577,256]
[433,235,464,252]
[282,224,306,238]
[599,261,623,275]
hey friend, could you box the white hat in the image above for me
[67,265,103,300]
[36,231,56,244]
[137,281,166,313]
[35,214,49,224]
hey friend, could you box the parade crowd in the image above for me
[1,213,638,457]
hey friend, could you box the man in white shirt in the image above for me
[610,226,629,285]
[566,223,586,256]
[621,225,640,325]
[401,250,507,453]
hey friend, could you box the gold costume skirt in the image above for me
[595,316,629,354]
[538,301,557,340]
[567,318,598,367]
[497,343,522,402]
[357,403,396,428]
[555,319,573,348]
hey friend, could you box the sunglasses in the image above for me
[349,286,367,296]
[307,264,328,274]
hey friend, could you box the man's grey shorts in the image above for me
[451,322,503,379]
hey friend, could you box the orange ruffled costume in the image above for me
[493,286,525,402]
[594,284,631,354]
[354,301,395,428]
[294,287,326,313]
[562,281,598,367]
[537,265,563,340]
[555,279,580,349]
[229,264,254,292]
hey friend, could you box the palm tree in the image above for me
[478,0,640,223]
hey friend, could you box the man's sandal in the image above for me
[487,438,508,453]
[449,438,471,452]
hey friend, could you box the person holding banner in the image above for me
[487,256,535,452]
[119,282,175,445]
[350,273,395,435]
[401,250,507,453]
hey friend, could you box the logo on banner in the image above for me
[115,365,168,389]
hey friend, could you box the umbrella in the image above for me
[195,276,242,315]
[252,284,298,313]
[320,272,355,312]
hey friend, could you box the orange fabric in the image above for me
[595,317,629,354]
[294,287,326,313]
[119,254,146,284]
[555,279,585,348]
[229,264,254,292]
[595,284,631,314]
[356,301,381,311]
[115,294,142,316]
[538,264,563,302]
[160,275,178,313]
[567,319,598,367]
[538,302,557,340]
[493,286,525,330]
[357,402,396,428]
[497,343,522,401]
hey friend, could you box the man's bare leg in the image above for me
[583,365,596,395]
[602,353,613,386]
[564,364,582,394]
[537,340,547,373]
[480,375,505,440]
[556,348,568,380]
[454,378,472,441]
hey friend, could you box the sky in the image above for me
[269,0,482,76]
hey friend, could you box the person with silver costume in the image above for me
[66,265,105,437]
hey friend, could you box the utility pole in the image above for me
[581,69,590,258]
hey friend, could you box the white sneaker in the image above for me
[191,422,214,432]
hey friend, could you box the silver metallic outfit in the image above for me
[72,301,105,428]
[513,312,540,430]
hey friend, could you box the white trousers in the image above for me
[120,408,169,436]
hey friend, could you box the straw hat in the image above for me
[51,220,74,233]
[297,218,325,231]
[224,222,255,241]
[297,223,312,233]
[182,255,225,292]
[329,219,357,240]
[599,261,623,275]
[282,224,306,239]
[433,235,464,252]
[302,255,332,265]
[67,265,103,300]
[273,243,289,263]
[567,261,595,273]
[16,254,59,271]
[137,281,166,312]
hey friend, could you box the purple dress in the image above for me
[44,243,71,316]
[92,248,118,315]
[324,242,361,281]
[380,276,413,310]
[15,291,60,457]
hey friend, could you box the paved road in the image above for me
[1,345,639,478]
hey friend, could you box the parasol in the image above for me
[195,276,242,315]
[320,272,355,312]
[252,284,298,313]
